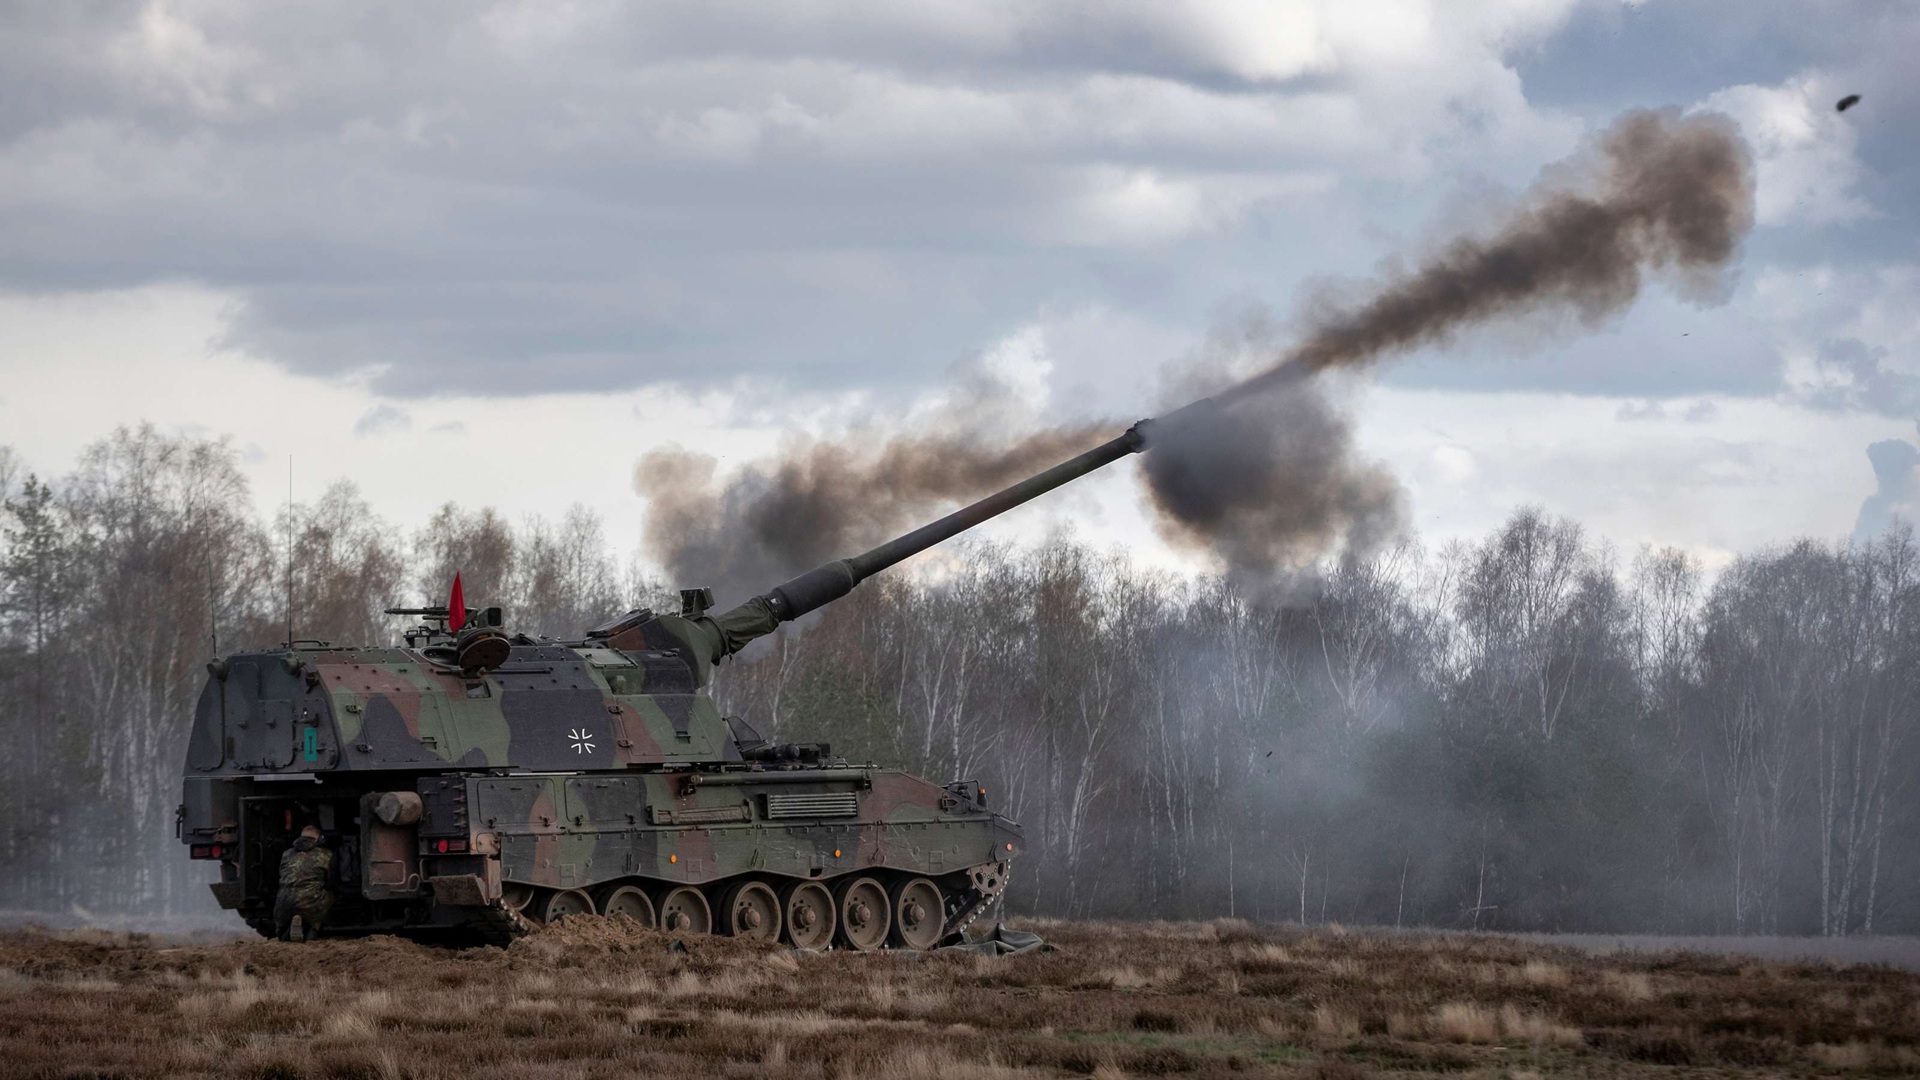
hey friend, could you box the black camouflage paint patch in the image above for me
[357,695,447,764]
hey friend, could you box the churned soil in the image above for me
[0,916,1916,1078]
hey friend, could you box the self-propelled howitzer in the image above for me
[178,422,1150,946]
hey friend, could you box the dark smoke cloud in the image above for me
[640,108,1755,593]
[1142,388,1405,584]
[1230,107,1755,401]
[1140,315,1406,584]
[637,426,1104,600]
[1139,107,1753,576]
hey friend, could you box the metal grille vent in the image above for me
[766,792,859,819]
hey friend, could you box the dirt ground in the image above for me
[1,917,1916,1079]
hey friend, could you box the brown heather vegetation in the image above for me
[1,918,1917,1079]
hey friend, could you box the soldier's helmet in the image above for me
[299,825,322,841]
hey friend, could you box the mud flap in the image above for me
[428,874,493,907]
[209,882,243,910]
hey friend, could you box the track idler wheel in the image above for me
[596,884,656,928]
[720,881,782,942]
[780,881,836,949]
[888,877,945,950]
[657,885,713,936]
[833,876,890,951]
[538,888,595,922]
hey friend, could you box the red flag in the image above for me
[448,571,466,631]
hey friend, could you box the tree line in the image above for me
[2,426,1915,936]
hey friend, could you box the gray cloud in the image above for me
[1616,397,1723,423]
[0,3,1637,395]
[0,1,1913,421]
[1806,337,1920,418]
[352,404,412,438]
[1856,435,1920,542]
[1682,399,1719,422]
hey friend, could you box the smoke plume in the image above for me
[1140,107,1753,575]
[1140,317,1407,584]
[639,108,1754,592]
[637,426,1104,599]
[1228,107,1755,401]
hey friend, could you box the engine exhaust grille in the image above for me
[765,792,859,819]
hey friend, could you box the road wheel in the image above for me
[538,888,595,922]
[500,882,535,911]
[597,885,656,928]
[720,881,782,941]
[889,877,945,950]
[657,885,712,935]
[834,876,890,951]
[781,881,836,949]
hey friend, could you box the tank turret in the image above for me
[178,420,1151,947]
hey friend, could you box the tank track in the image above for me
[463,862,1012,949]
[940,861,1012,944]
[471,896,537,946]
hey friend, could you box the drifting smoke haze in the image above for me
[637,108,1755,590]
[636,426,1105,601]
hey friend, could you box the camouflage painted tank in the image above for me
[178,423,1150,946]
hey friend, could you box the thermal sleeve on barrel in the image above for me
[700,596,782,660]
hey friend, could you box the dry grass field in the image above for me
[1,917,1917,1079]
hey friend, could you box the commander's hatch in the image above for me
[576,646,696,700]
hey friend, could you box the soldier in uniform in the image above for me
[274,824,333,942]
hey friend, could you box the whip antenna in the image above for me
[286,455,294,648]
[207,548,219,656]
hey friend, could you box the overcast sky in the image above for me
[0,0,1912,589]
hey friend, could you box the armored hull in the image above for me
[180,628,1016,947]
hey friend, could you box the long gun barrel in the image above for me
[751,420,1152,623]
[680,398,1223,665]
